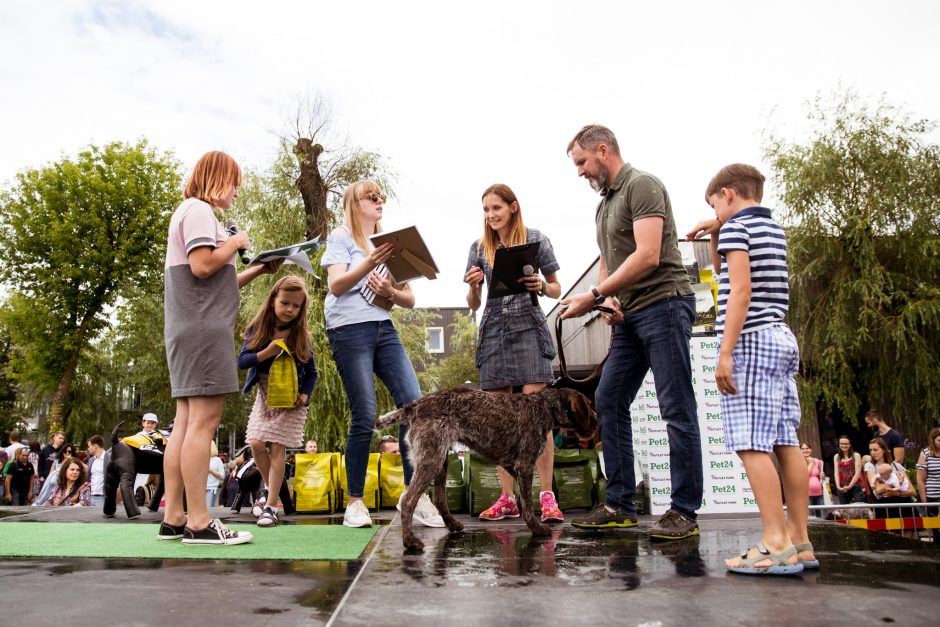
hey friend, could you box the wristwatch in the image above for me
[591,286,606,306]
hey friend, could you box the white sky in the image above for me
[2,1,938,308]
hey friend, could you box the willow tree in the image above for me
[0,141,181,430]
[765,92,940,430]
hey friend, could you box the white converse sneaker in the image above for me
[343,500,373,528]
[412,493,446,528]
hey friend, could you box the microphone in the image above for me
[522,264,538,306]
[225,219,251,265]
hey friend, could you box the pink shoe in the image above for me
[479,494,520,521]
[540,491,564,523]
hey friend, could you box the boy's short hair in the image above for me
[87,434,105,448]
[706,163,765,202]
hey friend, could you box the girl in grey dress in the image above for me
[161,151,280,546]
[464,183,565,524]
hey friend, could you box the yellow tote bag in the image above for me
[379,452,406,508]
[293,452,340,513]
[340,453,380,509]
[266,340,297,408]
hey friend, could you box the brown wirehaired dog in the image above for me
[376,386,597,551]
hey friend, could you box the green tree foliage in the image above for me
[764,92,940,429]
[426,312,479,391]
[0,141,181,431]
[0,315,23,442]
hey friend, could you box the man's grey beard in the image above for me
[588,165,610,193]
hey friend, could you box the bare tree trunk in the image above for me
[48,316,92,431]
[293,138,329,241]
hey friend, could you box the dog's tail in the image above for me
[375,407,408,430]
[111,420,128,445]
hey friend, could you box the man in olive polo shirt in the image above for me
[561,124,703,540]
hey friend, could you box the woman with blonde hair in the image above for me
[464,183,563,523]
[321,180,443,529]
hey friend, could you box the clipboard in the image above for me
[369,226,439,283]
[487,242,540,299]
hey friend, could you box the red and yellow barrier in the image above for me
[835,517,940,531]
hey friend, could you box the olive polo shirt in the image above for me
[595,163,692,312]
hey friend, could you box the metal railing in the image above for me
[804,501,940,538]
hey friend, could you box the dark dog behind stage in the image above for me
[375,386,597,551]
[104,423,167,518]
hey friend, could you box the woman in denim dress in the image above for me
[464,183,564,523]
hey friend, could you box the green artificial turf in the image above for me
[0,522,377,561]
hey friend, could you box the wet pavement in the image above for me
[1,506,939,626]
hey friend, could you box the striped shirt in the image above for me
[916,448,940,500]
[716,206,788,334]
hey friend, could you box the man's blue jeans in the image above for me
[596,295,703,518]
[327,320,420,498]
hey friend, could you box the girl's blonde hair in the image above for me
[479,184,526,267]
[183,151,243,208]
[210,440,219,457]
[342,180,384,252]
[243,275,314,362]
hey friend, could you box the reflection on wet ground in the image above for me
[380,521,940,590]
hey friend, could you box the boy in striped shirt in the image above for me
[687,163,814,575]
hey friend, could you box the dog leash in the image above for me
[554,314,610,384]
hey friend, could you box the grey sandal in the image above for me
[727,542,804,575]
[795,542,819,569]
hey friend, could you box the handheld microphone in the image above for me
[225,219,251,265]
[522,264,538,306]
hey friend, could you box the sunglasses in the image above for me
[359,192,387,204]
[379,434,397,442]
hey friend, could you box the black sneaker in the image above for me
[571,504,638,529]
[157,521,185,541]
[648,509,699,541]
[182,518,253,545]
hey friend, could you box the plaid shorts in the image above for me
[719,324,801,453]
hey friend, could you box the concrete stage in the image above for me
[1,505,938,626]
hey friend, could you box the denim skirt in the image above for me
[476,300,555,390]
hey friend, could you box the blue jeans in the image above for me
[809,494,825,518]
[328,320,420,498]
[597,295,703,517]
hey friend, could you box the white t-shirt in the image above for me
[89,455,105,495]
[4,442,26,460]
[206,456,224,490]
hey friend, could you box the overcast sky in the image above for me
[2,1,938,308]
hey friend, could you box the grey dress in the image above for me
[164,198,240,398]
[466,228,559,390]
